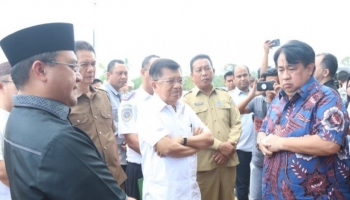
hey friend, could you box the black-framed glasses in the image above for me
[155,78,184,86]
[46,61,80,72]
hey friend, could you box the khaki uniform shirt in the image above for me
[69,86,127,185]
[183,87,242,171]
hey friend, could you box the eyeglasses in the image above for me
[79,61,96,68]
[194,66,212,74]
[155,78,184,86]
[46,61,80,72]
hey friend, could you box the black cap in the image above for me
[0,23,75,67]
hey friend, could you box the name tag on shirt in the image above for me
[194,102,203,106]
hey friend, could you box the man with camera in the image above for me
[236,68,280,200]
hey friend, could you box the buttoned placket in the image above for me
[88,92,108,161]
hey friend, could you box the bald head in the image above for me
[233,65,251,92]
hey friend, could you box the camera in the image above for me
[270,39,280,47]
[257,81,274,91]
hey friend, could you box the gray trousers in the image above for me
[249,162,262,200]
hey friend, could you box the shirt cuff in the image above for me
[211,138,222,150]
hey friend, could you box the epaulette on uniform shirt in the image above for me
[216,87,228,92]
[183,90,192,97]
[122,91,135,101]
[95,87,108,94]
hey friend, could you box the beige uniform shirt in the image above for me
[69,86,127,186]
[183,87,242,171]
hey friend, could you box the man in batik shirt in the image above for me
[257,40,350,199]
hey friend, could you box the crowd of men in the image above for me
[0,22,349,200]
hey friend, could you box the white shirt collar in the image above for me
[152,93,185,114]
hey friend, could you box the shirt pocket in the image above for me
[69,114,89,127]
[217,101,231,122]
[192,105,208,121]
[100,110,116,134]
[101,110,113,120]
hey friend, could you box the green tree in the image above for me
[132,76,142,89]
[213,75,224,87]
[183,75,226,90]
[341,56,350,66]
[250,70,258,78]
[223,63,236,71]
[98,63,107,81]
[183,75,194,91]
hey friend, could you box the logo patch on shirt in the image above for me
[217,101,222,107]
[194,102,203,106]
[122,91,135,101]
[122,108,133,122]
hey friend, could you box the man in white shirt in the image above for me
[229,65,255,200]
[118,55,159,199]
[0,61,17,200]
[137,58,214,200]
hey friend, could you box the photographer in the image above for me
[236,68,280,200]
[234,39,279,200]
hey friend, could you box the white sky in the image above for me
[1,0,349,78]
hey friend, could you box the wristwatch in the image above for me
[183,137,187,146]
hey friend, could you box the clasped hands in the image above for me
[258,134,283,158]
[213,140,237,165]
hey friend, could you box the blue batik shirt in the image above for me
[260,76,350,199]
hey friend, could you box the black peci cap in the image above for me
[0,23,75,67]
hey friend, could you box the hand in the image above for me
[250,80,265,97]
[228,140,237,154]
[257,137,274,158]
[218,142,235,157]
[264,40,274,54]
[193,127,203,136]
[263,134,283,153]
[127,197,136,200]
[153,146,165,157]
[121,141,127,151]
[172,136,184,144]
[213,151,228,165]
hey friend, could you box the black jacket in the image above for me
[5,97,126,200]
